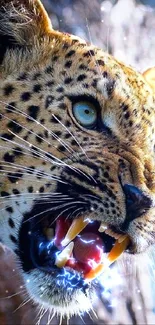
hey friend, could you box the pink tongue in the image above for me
[74,232,103,265]
[55,218,103,272]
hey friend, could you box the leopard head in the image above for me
[0,0,155,317]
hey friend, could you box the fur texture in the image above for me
[0,0,155,317]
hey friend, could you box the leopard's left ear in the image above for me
[0,0,54,63]
[143,67,155,92]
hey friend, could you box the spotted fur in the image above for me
[0,0,155,317]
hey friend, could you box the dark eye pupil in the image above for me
[85,109,90,114]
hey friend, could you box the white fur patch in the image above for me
[97,77,115,100]
[103,112,120,136]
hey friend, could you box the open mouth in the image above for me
[19,211,130,285]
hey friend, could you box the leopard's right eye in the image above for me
[73,101,97,128]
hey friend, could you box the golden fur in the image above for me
[0,0,155,316]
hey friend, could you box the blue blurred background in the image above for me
[43,0,155,71]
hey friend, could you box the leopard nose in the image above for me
[123,184,152,221]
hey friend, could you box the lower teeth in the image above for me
[55,241,74,268]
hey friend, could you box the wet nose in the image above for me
[123,184,152,221]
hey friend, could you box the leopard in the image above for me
[0,0,155,318]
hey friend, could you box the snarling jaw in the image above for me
[18,200,130,315]
[0,0,155,318]
[16,155,153,315]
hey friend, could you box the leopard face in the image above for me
[0,0,155,317]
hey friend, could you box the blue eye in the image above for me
[73,101,97,127]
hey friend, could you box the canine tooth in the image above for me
[98,223,108,232]
[118,235,128,243]
[55,241,74,268]
[108,235,130,263]
[44,228,54,241]
[61,217,89,247]
[84,263,105,281]
[85,236,130,281]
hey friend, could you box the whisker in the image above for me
[8,130,87,179]
[52,114,89,160]
[8,130,96,185]
[6,130,67,167]
[0,288,27,300]
[51,115,98,184]
[67,206,83,219]
[0,192,66,198]
[0,198,72,213]
[0,135,56,167]
[0,139,95,187]
[59,314,63,325]
[0,166,48,180]
[0,193,70,207]
[0,192,68,201]
[47,310,55,325]
[0,144,45,162]
[24,200,85,223]
[0,170,67,184]
[0,101,76,157]
[48,202,87,228]
[36,307,48,325]
[0,160,63,178]
[0,161,68,185]
[51,205,77,223]
[105,2,115,54]
[85,17,103,78]
[1,104,88,171]
[13,296,33,313]
[1,103,98,185]
[83,194,103,204]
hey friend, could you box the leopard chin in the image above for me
[23,269,93,317]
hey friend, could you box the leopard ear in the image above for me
[0,0,53,63]
[143,68,155,92]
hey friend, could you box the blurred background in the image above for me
[43,0,155,71]
[0,0,155,324]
